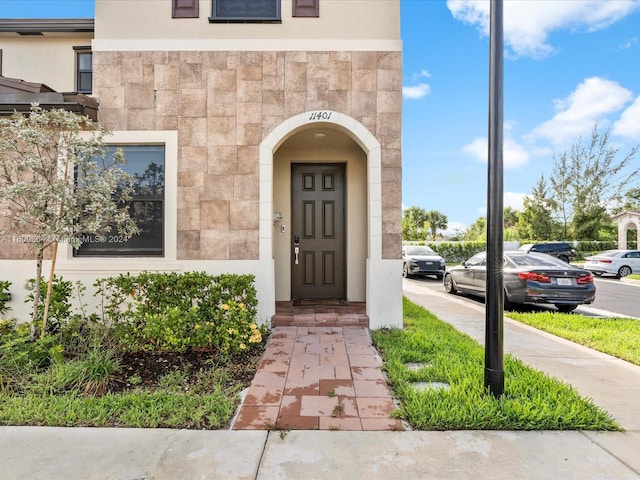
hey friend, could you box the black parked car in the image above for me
[443,251,595,312]
[518,242,576,263]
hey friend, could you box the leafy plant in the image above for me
[95,271,267,355]
[0,280,11,315]
[25,276,73,334]
[25,347,120,396]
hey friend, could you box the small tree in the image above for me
[424,209,448,240]
[550,124,639,240]
[402,206,429,242]
[518,175,560,240]
[0,105,138,339]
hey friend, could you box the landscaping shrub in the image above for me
[94,271,266,355]
[25,275,74,334]
[0,280,11,315]
[426,241,486,263]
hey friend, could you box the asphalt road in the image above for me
[403,275,640,319]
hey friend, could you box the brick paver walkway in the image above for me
[232,326,406,431]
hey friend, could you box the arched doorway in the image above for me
[257,110,402,330]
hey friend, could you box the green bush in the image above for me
[25,275,73,333]
[95,271,266,355]
[426,241,486,264]
[0,280,11,315]
[0,320,64,391]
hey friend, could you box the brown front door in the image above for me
[291,163,346,300]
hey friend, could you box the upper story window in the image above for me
[209,0,281,22]
[74,47,92,94]
[75,145,165,257]
[292,0,319,17]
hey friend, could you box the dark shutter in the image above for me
[292,0,319,17]
[173,0,199,18]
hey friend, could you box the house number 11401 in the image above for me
[308,111,332,121]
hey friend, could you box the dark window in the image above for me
[173,0,199,18]
[76,50,92,93]
[75,145,165,257]
[292,0,319,17]
[209,0,281,22]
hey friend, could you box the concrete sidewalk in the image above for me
[1,283,639,479]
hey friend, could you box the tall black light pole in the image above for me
[485,0,504,397]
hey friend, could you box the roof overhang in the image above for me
[0,18,94,35]
[0,76,98,121]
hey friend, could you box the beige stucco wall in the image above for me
[92,49,402,261]
[0,36,89,91]
[95,0,400,42]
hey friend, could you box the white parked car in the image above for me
[583,250,640,278]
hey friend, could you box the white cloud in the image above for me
[462,136,530,168]
[475,192,527,220]
[403,83,431,100]
[442,220,468,237]
[613,96,640,139]
[619,37,638,49]
[412,70,432,80]
[530,77,632,146]
[447,0,640,59]
[504,192,527,211]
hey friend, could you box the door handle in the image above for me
[294,246,299,265]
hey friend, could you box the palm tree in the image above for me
[425,210,448,240]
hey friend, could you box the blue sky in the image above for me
[3,0,640,233]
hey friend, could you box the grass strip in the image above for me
[507,311,640,366]
[0,391,237,429]
[371,297,620,431]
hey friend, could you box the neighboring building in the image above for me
[611,211,640,250]
[0,0,403,329]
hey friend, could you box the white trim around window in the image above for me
[57,130,179,274]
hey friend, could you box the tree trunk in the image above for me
[40,241,59,339]
[29,248,44,341]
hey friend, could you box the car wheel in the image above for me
[559,255,569,263]
[436,274,443,281]
[593,271,603,276]
[444,273,457,294]
[618,266,632,278]
[503,291,513,311]
[402,263,411,278]
[556,304,578,313]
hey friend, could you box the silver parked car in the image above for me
[443,251,596,312]
[402,245,446,280]
[583,249,640,278]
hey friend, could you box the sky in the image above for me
[2,0,640,234]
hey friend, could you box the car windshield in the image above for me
[518,244,533,251]
[405,246,436,255]
[507,253,569,268]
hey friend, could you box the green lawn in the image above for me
[371,297,620,431]
[507,310,640,366]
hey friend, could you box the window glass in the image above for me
[405,246,436,256]
[508,253,567,267]
[210,0,280,21]
[76,51,92,93]
[466,253,486,266]
[74,145,165,257]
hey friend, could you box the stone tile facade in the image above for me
[93,50,402,260]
